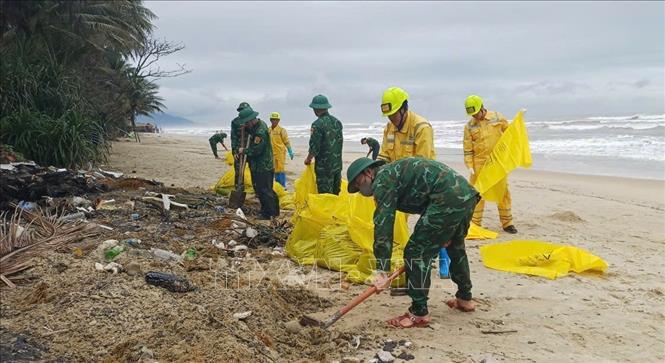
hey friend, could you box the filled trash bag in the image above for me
[480,240,608,279]
[314,225,362,272]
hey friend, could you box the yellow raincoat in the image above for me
[378,111,435,162]
[463,110,513,228]
[270,124,291,173]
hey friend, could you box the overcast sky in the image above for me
[146,1,664,125]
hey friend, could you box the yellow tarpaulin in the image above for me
[474,109,532,202]
[211,152,294,209]
[480,240,608,279]
[467,223,499,240]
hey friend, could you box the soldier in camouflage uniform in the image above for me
[231,102,251,189]
[361,137,381,160]
[304,94,343,195]
[237,107,280,219]
[347,157,480,328]
[208,131,228,158]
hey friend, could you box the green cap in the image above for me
[237,102,251,112]
[237,107,259,125]
[347,157,386,193]
[309,94,332,109]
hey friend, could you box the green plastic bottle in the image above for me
[104,245,127,261]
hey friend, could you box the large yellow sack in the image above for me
[480,240,608,279]
[314,225,362,272]
[474,109,532,202]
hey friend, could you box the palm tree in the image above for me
[126,74,164,142]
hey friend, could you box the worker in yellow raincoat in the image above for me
[377,87,451,279]
[377,87,435,162]
[269,112,294,188]
[463,95,517,234]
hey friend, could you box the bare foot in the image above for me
[446,298,476,312]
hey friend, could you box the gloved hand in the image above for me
[372,270,390,293]
[287,147,294,160]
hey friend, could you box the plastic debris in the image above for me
[182,248,197,261]
[123,238,141,247]
[145,271,195,293]
[104,245,127,261]
[18,201,36,212]
[151,248,183,262]
[235,208,246,220]
[60,212,86,222]
[130,213,140,221]
[245,227,258,238]
[232,311,252,320]
[376,351,395,363]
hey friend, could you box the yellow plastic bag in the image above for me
[314,225,362,272]
[480,240,608,279]
[466,223,498,240]
[474,109,532,202]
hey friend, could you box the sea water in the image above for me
[164,113,665,180]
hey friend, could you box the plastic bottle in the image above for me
[182,248,197,261]
[104,245,127,261]
[151,248,183,262]
[439,248,450,279]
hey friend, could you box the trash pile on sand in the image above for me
[0,162,392,362]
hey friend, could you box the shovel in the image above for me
[300,266,405,329]
[229,131,249,208]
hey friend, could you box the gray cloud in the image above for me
[146,1,665,124]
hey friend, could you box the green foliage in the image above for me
[0,0,167,168]
[1,109,109,168]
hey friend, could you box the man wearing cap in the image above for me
[347,156,480,328]
[463,95,517,234]
[377,87,435,162]
[269,112,294,188]
[361,137,380,160]
[208,131,228,159]
[377,87,450,279]
[237,107,280,219]
[304,94,343,195]
[231,102,251,189]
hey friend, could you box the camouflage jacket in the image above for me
[244,119,274,173]
[209,132,227,144]
[366,137,380,151]
[308,113,343,173]
[372,157,479,270]
[231,117,243,154]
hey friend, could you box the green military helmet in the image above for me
[347,157,386,193]
[237,102,251,112]
[309,94,332,109]
[237,106,259,125]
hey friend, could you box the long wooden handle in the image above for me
[321,266,405,329]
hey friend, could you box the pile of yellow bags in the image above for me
[286,165,499,285]
[211,152,293,209]
[480,240,608,279]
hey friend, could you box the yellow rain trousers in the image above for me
[286,165,498,286]
[270,125,291,173]
[211,152,294,209]
[378,111,435,162]
[480,240,607,279]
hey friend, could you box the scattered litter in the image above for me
[182,248,197,261]
[101,239,119,249]
[103,262,123,274]
[233,244,248,253]
[376,350,395,363]
[130,213,140,221]
[70,196,91,208]
[94,262,104,271]
[60,212,86,222]
[233,311,252,320]
[235,208,246,220]
[151,248,183,262]
[214,206,225,213]
[123,238,141,247]
[104,245,127,261]
[144,271,195,293]
[98,169,123,178]
[246,227,258,238]
[18,201,36,212]
[211,239,226,249]
[125,262,142,276]
[227,240,238,248]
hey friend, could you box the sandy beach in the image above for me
[104,133,665,362]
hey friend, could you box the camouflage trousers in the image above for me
[404,194,479,316]
[315,169,341,196]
